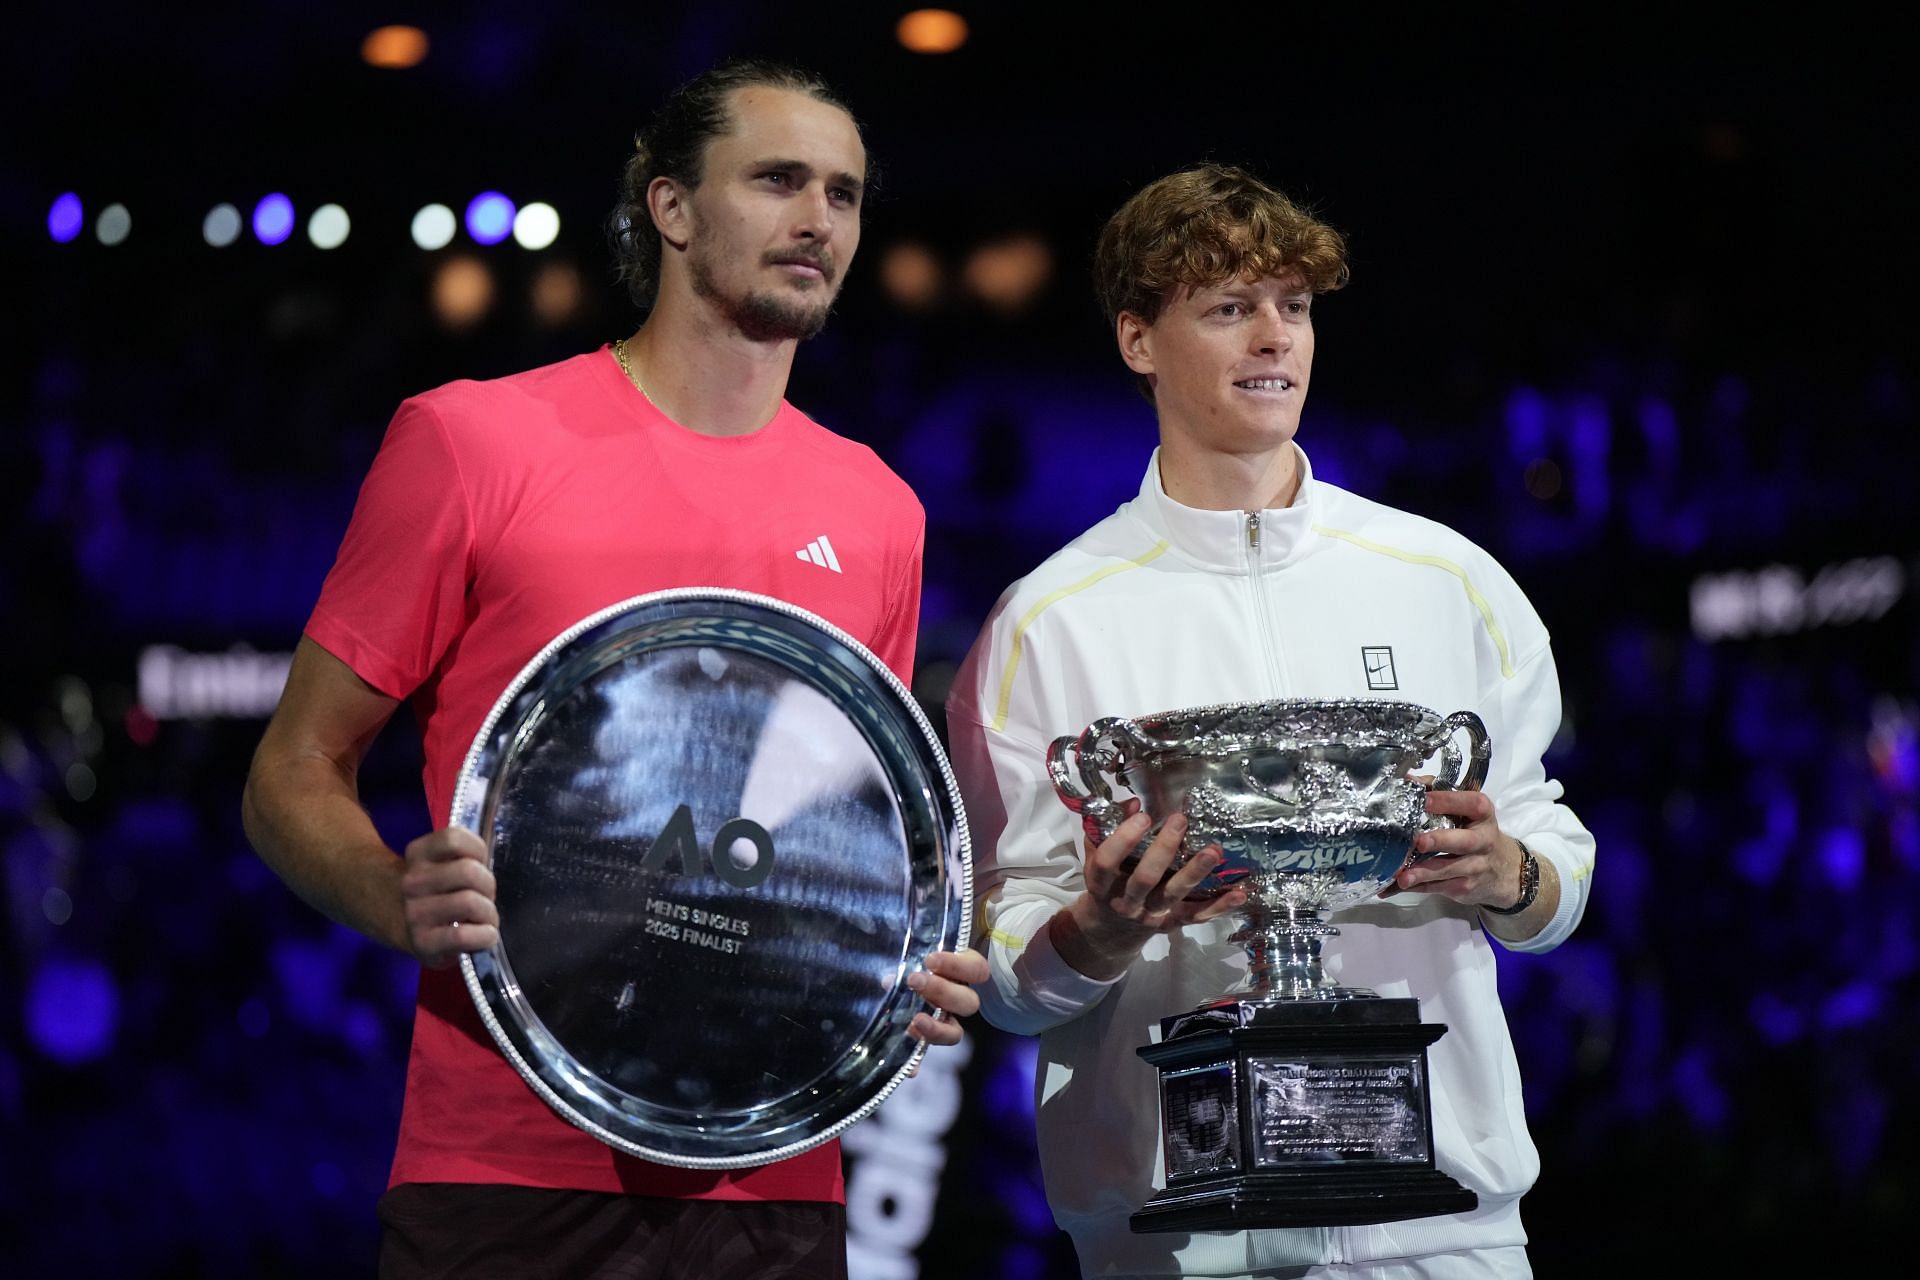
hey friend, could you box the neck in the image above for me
[1156,432,1302,512]
[620,286,800,437]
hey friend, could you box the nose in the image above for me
[1250,303,1291,355]
[792,184,836,241]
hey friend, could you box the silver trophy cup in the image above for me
[1046,697,1489,1007]
[1046,697,1489,1232]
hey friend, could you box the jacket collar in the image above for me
[1129,443,1318,572]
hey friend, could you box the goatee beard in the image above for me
[691,254,835,342]
[734,291,832,342]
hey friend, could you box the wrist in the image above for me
[1481,839,1540,916]
[1050,898,1150,980]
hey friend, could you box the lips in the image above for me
[768,252,833,284]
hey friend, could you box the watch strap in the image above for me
[1483,840,1540,916]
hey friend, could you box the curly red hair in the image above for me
[1094,164,1349,330]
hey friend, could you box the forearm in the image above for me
[1475,641,1594,952]
[242,753,410,954]
[977,889,1123,1035]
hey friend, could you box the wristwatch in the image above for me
[1482,840,1539,916]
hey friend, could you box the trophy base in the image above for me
[1134,997,1477,1233]
[1131,1166,1480,1232]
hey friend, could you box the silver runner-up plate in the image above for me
[451,588,972,1168]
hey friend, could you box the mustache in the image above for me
[765,248,836,283]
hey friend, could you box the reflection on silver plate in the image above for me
[451,588,971,1168]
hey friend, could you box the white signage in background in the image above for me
[1689,556,1906,642]
[844,1034,973,1280]
[136,645,294,719]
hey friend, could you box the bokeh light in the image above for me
[897,9,969,53]
[26,958,120,1064]
[530,260,585,326]
[512,201,561,250]
[432,255,495,329]
[308,203,351,250]
[361,25,429,69]
[411,203,456,251]
[48,192,84,243]
[881,241,945,310]
[95,203,131,246]
[253,193,296,246]
[65,762,97,802]
[465,192,515,246]
[962,233,1053,313]
[124,704,158,746]
[203,203,243,248]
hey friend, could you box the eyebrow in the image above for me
[750,157,865,197]
[1204,280,1310,299]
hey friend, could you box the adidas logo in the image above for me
[795,534,842,573]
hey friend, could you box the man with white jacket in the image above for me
[946,165,1595,1279]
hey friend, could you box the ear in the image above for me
[647,176,691,253]
[1116,311,1156,380]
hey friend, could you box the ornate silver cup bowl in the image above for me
[1047,698,1488,1003]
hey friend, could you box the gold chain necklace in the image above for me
[610,337,654,405]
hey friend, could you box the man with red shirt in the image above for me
[242,60,986,1279]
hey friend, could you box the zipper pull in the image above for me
[1246,511,1261,549]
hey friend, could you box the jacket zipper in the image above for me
[1245,512,1287,694]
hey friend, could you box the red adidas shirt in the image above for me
[307,347,924,1200]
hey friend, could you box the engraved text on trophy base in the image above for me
[1249,1055,1429,1167]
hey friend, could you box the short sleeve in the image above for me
[865,511,924,686]
[305,397,476,699]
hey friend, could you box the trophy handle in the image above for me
[1045,717,1136,843]
[1045,734,1100,812]
[1426,710,1491,794]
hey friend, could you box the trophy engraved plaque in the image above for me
[1047,698,1487,1231]
[452,588,971,1168]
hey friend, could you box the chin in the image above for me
[735,293,833,342]
[1216,417,1300,450]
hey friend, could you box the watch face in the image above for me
[451,588,971,1168]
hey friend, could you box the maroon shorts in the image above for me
[376,1183,848,1280]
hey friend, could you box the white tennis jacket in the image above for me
[946,446,1595,1278]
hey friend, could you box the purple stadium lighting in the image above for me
[253,193,296,245]
[466,191,515,245]
[26,957,120,1064]
[48,192,84,242]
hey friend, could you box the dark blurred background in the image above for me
[6,2,1917,1275]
